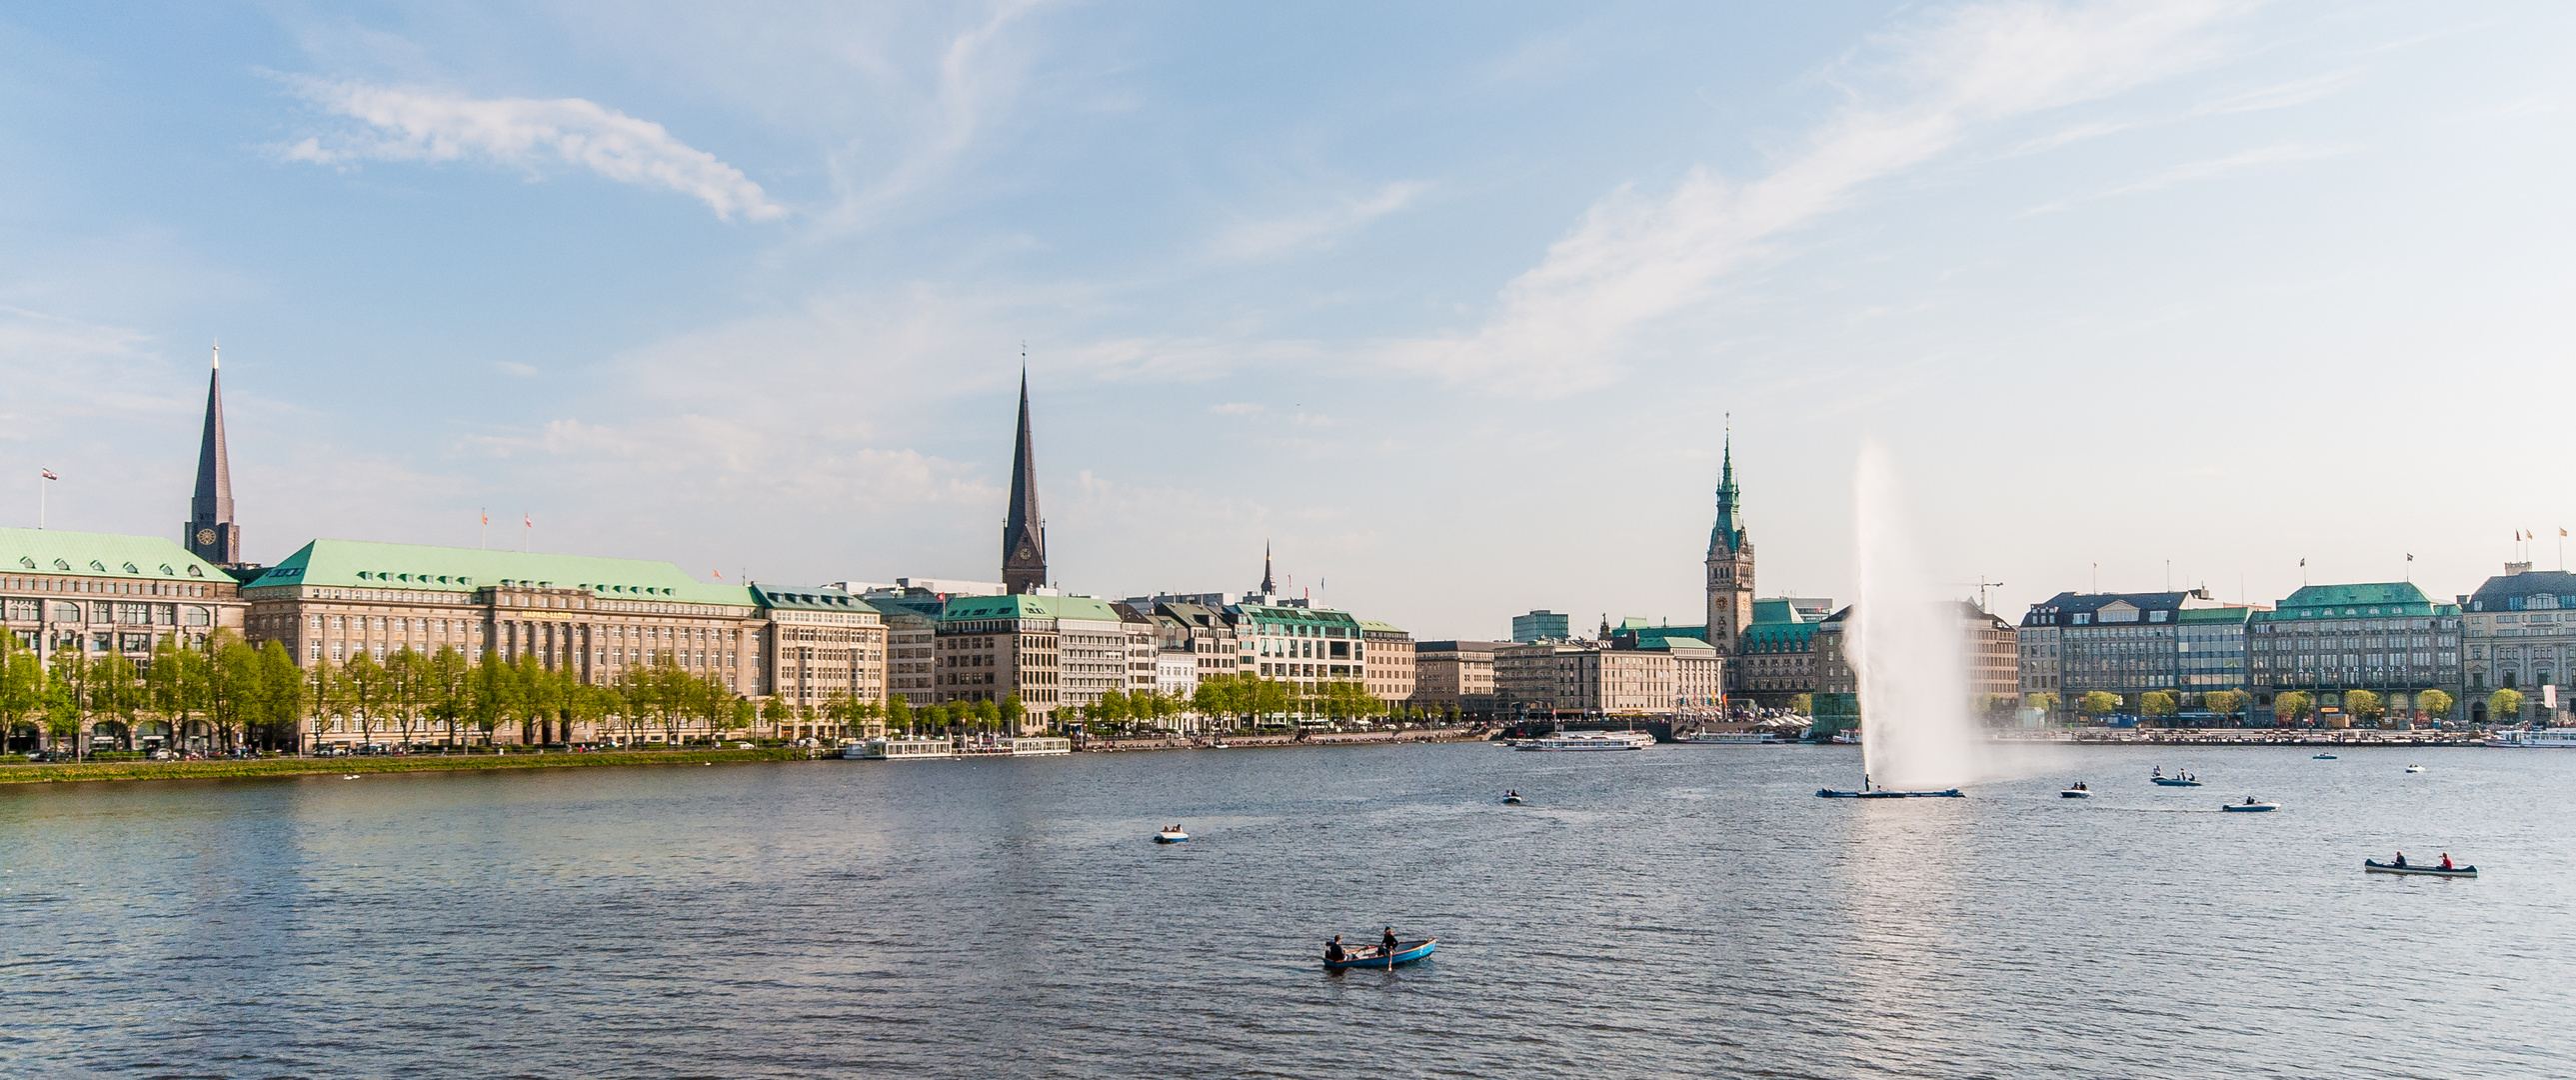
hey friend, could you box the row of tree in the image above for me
[880,674,1448,739]
[0,631,887,754]
[2022,688,2474,726]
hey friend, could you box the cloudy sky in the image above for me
[3,2,2571,637]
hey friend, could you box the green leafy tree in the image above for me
[730,698,757,741]
[2344,689,2384,725]
[2416,689,2454,722]
[2274,690,2316,726]
[886,694,914,736]
[2079,691,2120,720]
[1000,693,1026,735]
[2138,691,2177,722]
[1789,693,1814,715]
[2488,688,2525,724]
[2026,691,2059,717]
[2202,690,2245,725]
[253,641,304,752]
[761,695,796,740]
[470,650,515,746]
[45,649,91,755]
[340,652,390,748]
[0,634,46,751]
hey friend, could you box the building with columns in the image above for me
[239,540,766,744]
[0,528,249,752]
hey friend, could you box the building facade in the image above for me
[1495,641,1677,718]
[1737,598,1825,700]
[0,528,250,752]
[2248,582,2462,726]
[2459,564,2576,724]
[752,584,887,719]
[931,593,1135,730]
[1240,603,1367,687]
[1815,602,2017,705]
[1358,619,1415,704]
[2017,591,2224,714]
[1411,640,1501,717]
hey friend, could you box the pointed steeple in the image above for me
[1709,419,1744,557]
[1260,541,1275,595]
[1001,368,1048,594]
[184,342,242,566]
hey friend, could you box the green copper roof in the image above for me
[1740,620,1818,651]
[1237,604,1361,629]
[1625,625,1709,649]
[1748,599,1813,625]
[940,593,1126,623]
[2176,606,2256,625]
[0,527,230,582]
[1356,618,1407,635]
[243,539,754,607]
[2256,582,2454,620]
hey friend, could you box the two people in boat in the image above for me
[2389,851,2458,870]
[2243,795,2259,805]
[1323,927,1405,963]
[2068,781,2088,792]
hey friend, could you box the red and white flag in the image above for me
[713,569,724,580]
[39,470,55,481]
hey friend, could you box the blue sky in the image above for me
[4,2,2572,637]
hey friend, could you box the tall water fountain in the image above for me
[1820,442,1979,797]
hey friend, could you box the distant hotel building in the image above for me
[2247,583,2460,725]
[2458,563,2576,723]
[1411,640,1501,717]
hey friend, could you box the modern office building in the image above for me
[1241,603,1367,686]
[1511,609,1570,643]
[1495,640,1676,718]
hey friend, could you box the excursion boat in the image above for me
[1155,825,1189,844]
[2483,727,2576,748]
[1006,737,1073,756]
[1683,731,1782,745]
[1323,938,1436,971]
[1512,730,1655,752]
[2364,859,2475,877]
[2221,800,2278,812]
[853,737,954,760]
[1831,730,1863,745]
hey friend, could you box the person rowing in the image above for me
[1324,935,1346,964]
[2440,852,2455,870]
[2393,851,2407,869]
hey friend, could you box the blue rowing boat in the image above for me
[2151,777,2201,787]
[1816,788,1963,798]
[1323,939,1436,970]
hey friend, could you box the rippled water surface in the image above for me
[3,743,2569,1078]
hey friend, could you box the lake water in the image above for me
[3,742,2568,1078]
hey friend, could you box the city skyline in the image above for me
[6,3,2575,638]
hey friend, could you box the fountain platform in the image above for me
[1816,788,1963,799]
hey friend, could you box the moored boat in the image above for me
[854,737,954,760]
[2364,859,2475,877]
[1323,938,1436,970]
[1683,731,1782,745]
[2483,727,2576,748]
[1512,730,1655,752]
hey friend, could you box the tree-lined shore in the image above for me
[0,745,805,784]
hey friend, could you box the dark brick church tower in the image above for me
[1001,371,1048,594]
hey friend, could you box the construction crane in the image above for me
[1950,577,2005,612]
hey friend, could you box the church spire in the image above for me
[1260,541,1275,595]
[1709,416,1744,557]
[1001,367,1048,594]
[184,342,242,566]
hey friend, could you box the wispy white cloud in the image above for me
[280,78,788,222]
[1210,402,1266,415]
[2194,70,2357,114]
[1213,181,1430,261]
[2105,141,2359,194]
[1384,0,2247,397]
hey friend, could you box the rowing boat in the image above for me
[1324,938,1436,970]
[2220,801,2277,812]
[2151,777,2202,787]
[2364,859,2474,877]
[2059,788,2091,798]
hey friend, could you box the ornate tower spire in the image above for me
[1260,541,1275,595]
[185,342,242,566]
[1001,368,1048,594]
[1705,414,1755,662]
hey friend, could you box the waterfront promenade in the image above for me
[0,746,804,785]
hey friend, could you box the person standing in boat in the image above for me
[1325,936,1346,964]
[1381,927,1399,956]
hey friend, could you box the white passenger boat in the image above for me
[2483,728,2576,748]
[1512,730,1655,752]
[854,737,954,760]
[1683,731,1782,745]
[1005,737,1073,756]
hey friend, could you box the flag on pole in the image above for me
[524,514,533,528]
[481,509,489,525]
[40,470,55,481]
[713,569,724,580]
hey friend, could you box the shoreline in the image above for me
[0,747,807,786]
[1080,726,1496,752]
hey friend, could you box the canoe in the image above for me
[2059,789,2091,799]
[2151,777,2202,787]
[2364,859,2475,877]
[2220,802,2277,812]
[1817,788,1964,798]
[1324,938,1436,970]
[2312,754,2337,760]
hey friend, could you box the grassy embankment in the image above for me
[0,746,808,785]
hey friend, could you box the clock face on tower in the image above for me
[196,529,217,547]
[1017,543,1035,560]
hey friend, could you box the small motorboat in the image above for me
[1154,825,1190,844]
[2151,776,2202,787]
[1501,791,1522,805]
[1208,740,1231,750]
[2312,753,2338,760]
[2059,787,2091,799]
[2221,799,2277,812]
[2404,765,2425,773]
[2364,859,2475,877]
[1323,938,1437,971]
